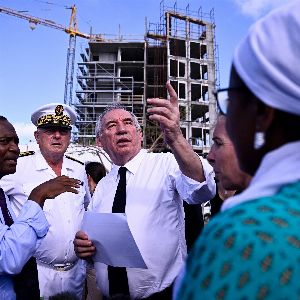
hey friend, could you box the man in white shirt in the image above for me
[0,104,91,299]
[74,82,215,299]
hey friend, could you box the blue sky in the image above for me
[0,0,292,144]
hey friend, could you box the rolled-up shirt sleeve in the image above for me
[0,200,49,274]
[175,156,216,204]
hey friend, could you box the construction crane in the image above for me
[0,4,104,105]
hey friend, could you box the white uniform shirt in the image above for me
[0,150,90,265]
[89,149,215,299]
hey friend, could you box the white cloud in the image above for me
[232,0,295,18]
[13,122,36,145]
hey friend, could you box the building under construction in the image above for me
[74,1,218,155]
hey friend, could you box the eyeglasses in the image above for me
[214,87,244,115]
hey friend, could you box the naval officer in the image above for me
[0,103,91,299]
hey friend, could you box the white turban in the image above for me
[233,1,300,116]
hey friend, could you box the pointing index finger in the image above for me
[166,81,178,106]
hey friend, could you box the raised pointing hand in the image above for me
[147,81,182,146]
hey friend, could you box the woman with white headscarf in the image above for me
[176,1,300,299]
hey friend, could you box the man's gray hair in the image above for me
[95,103,141,137]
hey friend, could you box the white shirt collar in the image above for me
[35,150,50,171]
[222,141,300,211]
[111,149,147,181]
[34,150,75,173]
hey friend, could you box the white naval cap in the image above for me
[31,103,77,129]
[233,1,300,116]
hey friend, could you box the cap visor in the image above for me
[38,124,72,130]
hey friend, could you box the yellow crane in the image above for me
[0,4,104,105]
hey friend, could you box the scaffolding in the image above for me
[74,0,218,154]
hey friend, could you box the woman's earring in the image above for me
[254,131,265,149]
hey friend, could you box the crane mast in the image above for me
[65,31,77,106]
[0,5,104,105]
[64,5,78,106]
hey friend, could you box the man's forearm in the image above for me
[169,135,205,183]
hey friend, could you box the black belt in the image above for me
[143,284,173,300]
[103,284,173,300]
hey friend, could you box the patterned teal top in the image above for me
[177,181,300,300]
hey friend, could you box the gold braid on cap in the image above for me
[37,105,71,127]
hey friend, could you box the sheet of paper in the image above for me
[82,212,147,269]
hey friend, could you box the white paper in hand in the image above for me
[82,212,147,269]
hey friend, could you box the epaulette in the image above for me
[19,151,35,158]
[65,155,84,165]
